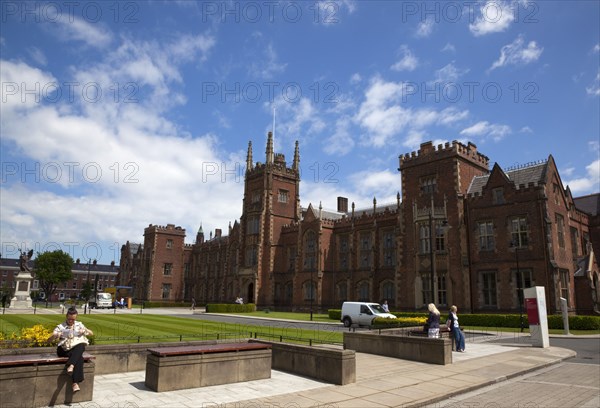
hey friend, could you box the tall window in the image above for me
[560,269,570,306]
[278,189,289,203]
[285,282,293,302]
[245,246,257,267]
[288,246,297,271]
[437,275,447,306]
[492,188,505,205]
[303,231,317,271]
[435,221,446,251]
[420,176,436,195]
[166,239,173,249]
[478,221,495,251]
[304,280,316,301]
[357,281,369,301]
[421,274,432,305]
[359,232,372,268]
[514,268,532,305]
[482,271,497,307]
[161,283,171,299]
[339,235,349,271]
[336,282,347,302]
[382,281,394,301]
[555,214,565,248]
[419,224,431,254]
[382,230,395,267]
[570,227,580,257]
[163,263,172,276]
[247,215,260,235]
[511,217,529,247]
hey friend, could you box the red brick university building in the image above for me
[120,133,599,315]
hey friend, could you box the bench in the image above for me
[0,353,95,407]
[145,342,272,392]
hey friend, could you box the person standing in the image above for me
[48,307,93,393]
[426,303,441,338]
[381,300,390,313]
[447,305,465,352]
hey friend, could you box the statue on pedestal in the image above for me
[10,249,35,308]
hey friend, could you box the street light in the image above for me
[511,242,525,332]
[429,210,435,304]
[310,269,314,321]
[428,208,448,305]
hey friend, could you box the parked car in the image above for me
[340,301,396,328]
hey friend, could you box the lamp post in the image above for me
[429,210,435,305]
[514,244,525,332]
[310,269,314,321]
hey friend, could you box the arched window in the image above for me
[303,230,317,271]
[357,281,369,301]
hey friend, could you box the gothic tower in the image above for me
[239,132,300,305]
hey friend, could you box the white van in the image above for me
[340,301,396,327]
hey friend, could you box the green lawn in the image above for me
[0,314,343,346]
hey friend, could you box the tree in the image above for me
[34,250,74,306]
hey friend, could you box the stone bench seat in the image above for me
[145,342,272,392]
[0,352,95,407]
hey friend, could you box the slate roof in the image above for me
[0,258,119,273]
[574,194,600,216]
[468,161,548,196]
[300,203,397,222]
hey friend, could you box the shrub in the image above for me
[372,316,427,328]
[206,303,256,313]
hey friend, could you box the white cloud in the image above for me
[415,17,434,38]
[27,47,47,66]
[0,59,56,110]
[519,126,533,133]
[592,44,600,54]
[323,116,355,156]
[586,71,600,96]
[249,42,287,80]
[564,159,600,195]
[271,97,325,142]
[0,35,240,264]
[469,1,515,36]
[348,169,399,197]
[460,121,511,141]
[51,16,113,48]
[433,61,469,83]
[390,45,418,72]
[355,77,469,148]
[350,73,362,84]
[489,35,543,71]
[441,43,456,53]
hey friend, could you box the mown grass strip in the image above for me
[0,315,344,345]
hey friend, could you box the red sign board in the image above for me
[525,298,540,325]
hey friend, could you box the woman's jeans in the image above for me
[452,328,465,351]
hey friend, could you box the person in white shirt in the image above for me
[48,307,93,393]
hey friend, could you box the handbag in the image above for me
[62,334,89,351]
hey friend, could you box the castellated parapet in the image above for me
[145,224,186,235]
[399,140,489,170]
[246,159,299,178]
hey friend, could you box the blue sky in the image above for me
[1,0,599,265]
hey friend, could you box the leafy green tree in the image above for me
[34,250,74,306]
[80,281,93,302]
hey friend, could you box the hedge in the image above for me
[206,303,256,313]
[329,309,600,330]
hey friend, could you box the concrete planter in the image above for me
[343,329,452,365]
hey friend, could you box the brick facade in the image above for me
[122,136,600,314]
